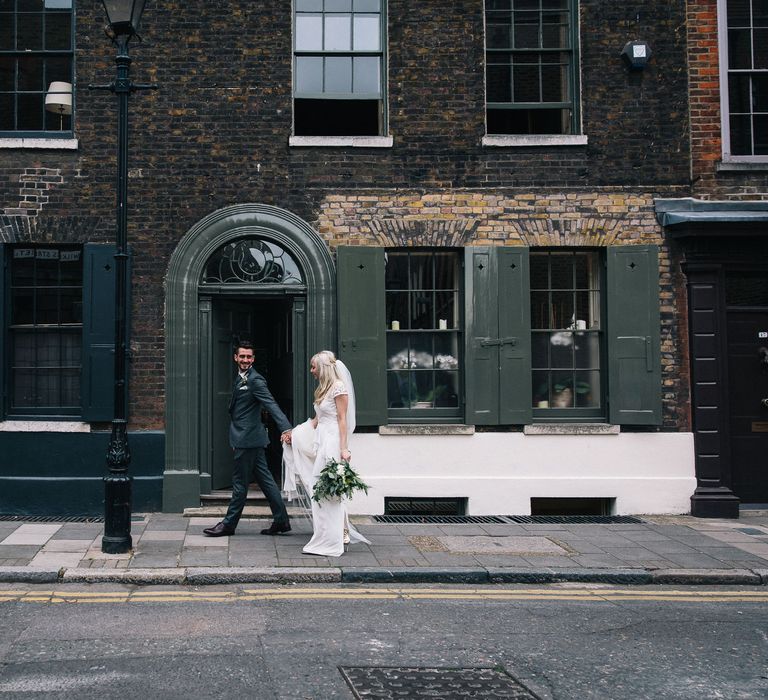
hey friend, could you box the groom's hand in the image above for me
[280,430,292,444]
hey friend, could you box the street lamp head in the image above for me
[101,0,147,39]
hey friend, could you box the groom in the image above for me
[203,341,293,537]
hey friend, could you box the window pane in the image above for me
[575,371,599,407]
[387,369,410,408]
[409,252,434,289]
[551,371,575,407]
[386,291,409,328]
[434,371,459,407]
[296,0,323,10]
[324,14,351,51]
[753,73,768,111]
[729,28,752,69]
[353,14,379,50]
[385,252,409,289]
[17,92,43,129]
[18,56,43,90]
[326,0,352,10]
[574,332,600,368]
[410,333,433,368]
[0,16,13,49]
[434,333,459,369]
[45,10,71,49]
[487,64,512,102]
[434,291,456,329]
[542,11,568,48]
[755,0,768,27]
[541,63,566,102]
[513,64,540,102]
[487,19,512,49]
[17,12,43,50]
[531,333,549,369]
[12,289,34,324]
[295,56,323,93]
[387,334,409,371]
[532,369,550,407]
[60,286,81,323]
[730,113,752,154]
[755,28,768,68]
[531,291,550,329]
[550,331,574,368]
[550,254,573,289]
[411,291,434,329]
[727,0,751,26]
[296,14,323,50]
[354,0,380,10]
[754,115,768,154]
[0,94,14,129]
[325,55,352,92]
[513,11,539,49]
[353,56,379,94]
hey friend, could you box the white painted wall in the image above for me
[347,431,696,515]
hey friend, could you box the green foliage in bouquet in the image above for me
[312,458,370,503]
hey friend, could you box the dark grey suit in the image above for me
[223,368,292,530]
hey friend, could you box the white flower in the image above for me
[336,464,345,476]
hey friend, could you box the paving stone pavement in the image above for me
[0,512,767,585]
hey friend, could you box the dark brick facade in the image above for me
[0,0,691,431]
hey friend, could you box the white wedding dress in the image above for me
[283,379,370,557]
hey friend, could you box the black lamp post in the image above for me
[91,0,155,554]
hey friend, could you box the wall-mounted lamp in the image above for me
[621,41,652,70]
[44,81,73,129]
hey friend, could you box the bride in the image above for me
[283,350,370,557]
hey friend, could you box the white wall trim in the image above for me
[0,420,91,432]
[347,431,695,515]
[288,135,393,148]
[482,134,588,147]
[0,138,78,150]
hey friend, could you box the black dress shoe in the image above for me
[260,521,291,535]
[203,522,235,537]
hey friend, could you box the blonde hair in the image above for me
[312,350,342,403]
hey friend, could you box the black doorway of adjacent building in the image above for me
[210,297,295,492]
[726,298,768,504]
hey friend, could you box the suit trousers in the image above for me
[223,447,288,529]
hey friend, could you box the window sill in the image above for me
[0,420,90,432]
[482,134,588,147]
[717,160,768,172]
[524,423,619,435]
[0,138,78,150]
[289,135,393,148]
[379,424,475,436]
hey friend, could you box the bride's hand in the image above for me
[341,448,351,461]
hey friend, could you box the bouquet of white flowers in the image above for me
[312,458,370,503]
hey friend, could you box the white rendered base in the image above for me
[346,431,696,516]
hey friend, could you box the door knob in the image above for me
[762,398,768,409]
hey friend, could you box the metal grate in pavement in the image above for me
[0,515,105,523]
[339,666,541,699]
[374,515,507,524]
[373,514,644,524]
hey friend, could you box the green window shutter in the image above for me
[81,244,117,421]
[498,247,532,424]
[465,247,500,424]
[607,245,662,425]
[0,243,5,419]
[337,246,386,426]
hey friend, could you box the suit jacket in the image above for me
[228,368,292,449]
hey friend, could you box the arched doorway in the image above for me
[162,204,335,512]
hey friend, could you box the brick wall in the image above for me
[0,1,691,430]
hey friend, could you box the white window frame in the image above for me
[718,0,768,162]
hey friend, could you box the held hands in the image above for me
[280,430,292,445]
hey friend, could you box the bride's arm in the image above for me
[335,393,351,461]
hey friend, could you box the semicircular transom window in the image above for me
[203,238,304,285]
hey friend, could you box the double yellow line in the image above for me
[1,587,768,604]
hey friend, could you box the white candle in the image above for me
[438,319,447,330]
[391,320,400,331]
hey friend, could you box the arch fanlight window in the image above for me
[202,238,304,285]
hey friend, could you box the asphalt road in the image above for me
[1,583,767,699]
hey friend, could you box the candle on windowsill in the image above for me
[438,319,447,330]
[391,320,400,331]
